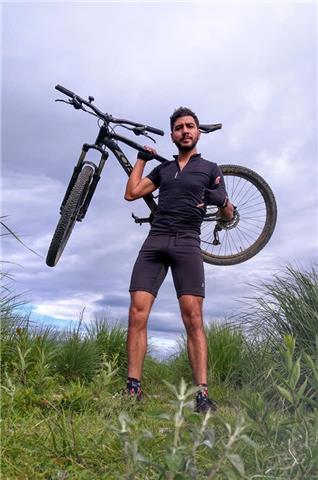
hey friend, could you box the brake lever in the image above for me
[55,98,85,111]
[142,131,156,143]
[132,127,156,143]
[55,98,72,104]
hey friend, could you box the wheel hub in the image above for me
[217,208,240,230]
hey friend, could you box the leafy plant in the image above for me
[167,323,247,387]
[241,336,318,479]
[85,315,128,377]
[238,265,318,355]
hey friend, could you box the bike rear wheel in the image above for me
[200,165,277,266]
[46,165,94,267]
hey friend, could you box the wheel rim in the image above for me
[200,172,270,260]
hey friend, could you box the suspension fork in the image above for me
[60,143,109,221]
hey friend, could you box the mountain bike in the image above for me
[46,85,277,267]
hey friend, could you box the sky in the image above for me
[2,1,317,358]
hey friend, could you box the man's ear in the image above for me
[170,132,175,143]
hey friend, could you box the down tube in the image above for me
[105,139,158,214]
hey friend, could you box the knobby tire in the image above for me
[200,165,277,266]
[46,166,94,267]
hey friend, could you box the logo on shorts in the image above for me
[201,282,205,287]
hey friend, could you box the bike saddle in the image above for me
[199,123,222,133]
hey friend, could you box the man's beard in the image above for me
[175,137,199,152]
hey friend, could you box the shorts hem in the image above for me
[177,291,205,299]
[129,288,157,298]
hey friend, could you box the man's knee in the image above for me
[183,311,204,334]
[129,304,148,326]
[179,295,204,330]
[128,291,154,330]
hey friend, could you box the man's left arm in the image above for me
[197,170,234,221]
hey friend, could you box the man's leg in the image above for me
[127,290,155,380]
[127,234,169,396]
[179,294,217,412]
[178,295,207,384]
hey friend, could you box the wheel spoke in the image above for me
[201,166,276,265]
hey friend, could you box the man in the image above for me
[124,107,234,412]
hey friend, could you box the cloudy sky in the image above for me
[2,1,317,358]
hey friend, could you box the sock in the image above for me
[196,383,209,399]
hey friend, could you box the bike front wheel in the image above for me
[200,165,277,266]
[46,165,94,267]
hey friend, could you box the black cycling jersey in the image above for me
[147,153,226,235]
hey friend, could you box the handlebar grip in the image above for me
[146,126,164,136]
[55,84,76,98]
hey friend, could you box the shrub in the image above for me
[85,314,127,377]
[238,265,318,353]
[166,323,248,388]
[55,326,100,382]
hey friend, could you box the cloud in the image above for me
[2,3,317,354]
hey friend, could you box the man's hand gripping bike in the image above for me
[46,85,277,267]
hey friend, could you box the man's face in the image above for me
[171,115,201,152]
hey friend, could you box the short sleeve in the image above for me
[146,164,161,188]
[201,163,229,207]
[210,164,228,194]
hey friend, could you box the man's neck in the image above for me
[177,148,198,164]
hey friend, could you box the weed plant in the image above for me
[85,315,128,378]
[168,323,248,387]
[237,265,318,353]
[231,265,318,395]
[1,262,318,478]
[2,337,317,479]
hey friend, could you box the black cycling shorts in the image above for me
[129,232,205,298]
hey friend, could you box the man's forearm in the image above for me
[125,159,146,199]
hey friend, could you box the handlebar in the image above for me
[55,84,165,136]
[55,84,76,98]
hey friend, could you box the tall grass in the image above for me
[85,314,128,377]
[231,265,318,393]
[167,323,248,387]
[55,329,100,382]
[1,314,128,384]
[3,341,317,479]
[2,261,318,478]
[237,265,318,353]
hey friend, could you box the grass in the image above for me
[236,265,318,354]
[1,265,318,478]
[2,347,317,479]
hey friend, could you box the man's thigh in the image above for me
[129,235,169,297]
[170,239,205,298]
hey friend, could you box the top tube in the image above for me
[109,131,168,164]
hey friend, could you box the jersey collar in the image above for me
[173,153,201,160]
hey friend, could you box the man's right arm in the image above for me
[124,157,157,201]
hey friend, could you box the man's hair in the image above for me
[170,107,199,131]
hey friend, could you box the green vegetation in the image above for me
[1,266,318,479]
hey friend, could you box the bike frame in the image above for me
[47,85,277,268]
[60,121,219,224]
